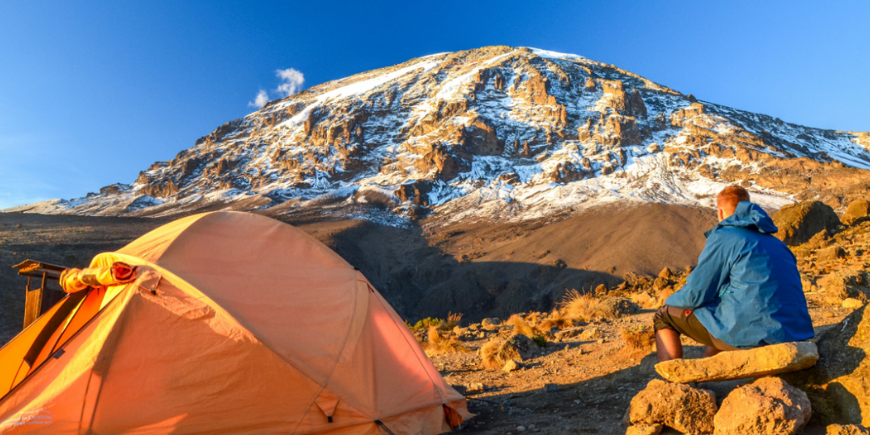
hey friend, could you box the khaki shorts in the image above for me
[653,305,737,351]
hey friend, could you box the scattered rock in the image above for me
[579,328,601,341]
[819,246,847,262]
[482,318,501,327]
[626,379,717,434]
[503,359,520,372]
[626,424,664,435]
[713,377,811,435]
[826,424,870,435]
[658,267,673,280]
[542,383,559,393]
[842,199,870,226]
[655,342,819,383]
[466,383,486,393]
[843,298,865,309]
[554,327,583,341]
[516,425,526,432]
[773,201,840,246]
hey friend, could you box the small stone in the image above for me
[658,267,673,279]
[542,383,560,393]
[467,382,486,393]
[555,327,583,341]
[655,342,819,383]
[516,426,526,432]
[597,338,606,345]
[819,246,847,261]
[843,298,865,309]
[823,311,837,319]
[627,424,664,435]
[503,359,520,372]
[579,327,601,341]
[714,377,811,435]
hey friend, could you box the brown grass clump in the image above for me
[479,339,504,370]
[507,314,542,338]
[561,290,639,321]
[424,326,469,355]
[438,312,464,331]
[621,325,655,351]
[478,334,535,370]
[537,310,574,332]
[560,290,608,322]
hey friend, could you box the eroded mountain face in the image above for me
[13,45,870,221]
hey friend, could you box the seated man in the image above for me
[654,185,814,362]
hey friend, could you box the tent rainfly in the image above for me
[0,211,471,434]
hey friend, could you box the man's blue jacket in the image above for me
[665,201,814,348]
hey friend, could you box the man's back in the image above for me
[666,201,814,348]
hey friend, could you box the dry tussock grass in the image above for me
[424,325,469,355]
[506,314,540,338]
[439,312,464,331]
[537,310,574,332]
[621,324,655,351]
[560,290,610,321]
[479,335,528,370]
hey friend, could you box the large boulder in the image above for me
[842,199,870,226]
[655,342,819,383]
[783,306,870,425]
[713,377,811,435]
[626,379,717,435]
[773,201,841,246]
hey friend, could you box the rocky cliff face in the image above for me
[9,45,870,221]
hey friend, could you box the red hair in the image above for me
[717,185,750,214]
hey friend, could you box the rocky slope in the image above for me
[7,45,870,222]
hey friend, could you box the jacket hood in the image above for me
[705,201,778,237]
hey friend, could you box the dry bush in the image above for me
[537,310,574,331]
[479,334,534,370]
[507,314,540,338]
[560,289,607,322]
[621,324,655,351]
[424,326,469,355]
[630,292,658,310]
[439,312,464,331]
[479,340,504,370]
[560,290,638,321]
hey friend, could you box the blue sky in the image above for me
[1,1,868,209]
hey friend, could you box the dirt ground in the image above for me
[431,307,851,435]
[0,207,861,433]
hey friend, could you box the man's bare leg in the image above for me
[656,329,683,362]
[702,346,721,358]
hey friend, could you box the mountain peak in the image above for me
[10,45,870,221]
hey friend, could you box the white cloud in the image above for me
[275,68,305,97]
[248,89,269,108]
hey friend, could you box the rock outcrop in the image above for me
[842,199,870,226]
[14,45,870,221]
[783,306,870,426]
[654,342,819,383]
[773,201,842,246]
[713,377,812,435]
[626,379,717,435]
[827,424,870,435]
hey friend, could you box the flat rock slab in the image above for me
[655,341,819,383]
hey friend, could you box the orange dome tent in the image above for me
[0,211,470,434]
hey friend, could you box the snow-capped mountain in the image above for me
[10,46,870,222]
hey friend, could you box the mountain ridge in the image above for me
[6,45,870,221]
